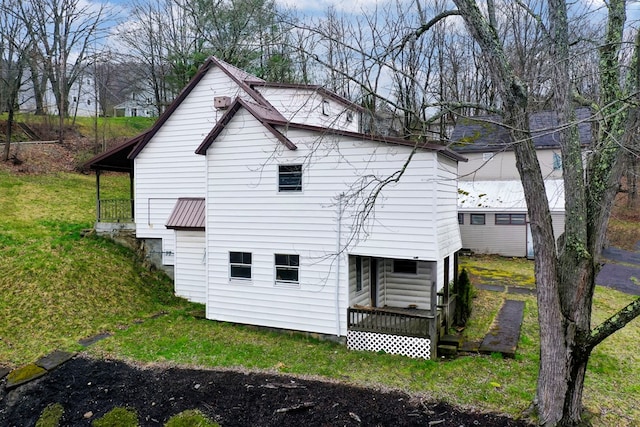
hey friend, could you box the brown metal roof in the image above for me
[165,198,205,230]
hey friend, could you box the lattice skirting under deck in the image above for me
[346,330,431,359]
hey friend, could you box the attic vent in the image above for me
[214,96,231,110]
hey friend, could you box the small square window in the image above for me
[278,164,302,192]
[230,251,252,279]
[393,259,417,275]
[482,152,494,162]
[458,213,464,224]
[470,214,485,225]
[275,254,299,283]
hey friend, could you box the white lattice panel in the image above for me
[347,330,431,359]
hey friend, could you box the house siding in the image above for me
[174,230,206,303]
[378,259,433,310]
[459,149,563,181]
[459,211,565,257]
[204,109,453,335]
[134,66,248,265]
[256,87,360,132]
[349,256,371,307]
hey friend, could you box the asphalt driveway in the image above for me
[596,245,640,296]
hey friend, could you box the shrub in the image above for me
[455,268,473,326]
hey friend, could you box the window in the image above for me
[278,165,302,192]
[230,252,252,279]
[346,111,353,122]
[275,254,299,283]
[458,213,464,224]
[470,214,485,225]
[482,152,494,162]
[553,152,562,170]
[393,259,417,275]
[321,99,330,115]
[495,213,526,225]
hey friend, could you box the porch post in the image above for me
[430,278,438,359]
[96,169,101,223]
[129,171,135,220]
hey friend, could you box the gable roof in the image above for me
[165,198,205,230]
[195,96,466,162]
[83,132,148,172]
[450,107,593,153]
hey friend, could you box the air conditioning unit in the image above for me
[214,96,231,110]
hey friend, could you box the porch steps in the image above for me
[478,299,525,358]
[437,334,461,357]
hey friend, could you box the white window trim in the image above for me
[229,251,252,282]
[274,253,300,287]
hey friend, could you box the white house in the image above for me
[113,90,157,118]
[19,70,99,117]
[451,108,592,257]
[87,57,465,359]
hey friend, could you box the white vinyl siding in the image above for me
[204,109,458,335]
[134,66,250,265]
[349,256,370,306]
[459,211,565,257]
[174,230,206,303]
[378,259,433,310]
[254,86,360,132]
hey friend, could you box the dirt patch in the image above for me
[0,355,532,426]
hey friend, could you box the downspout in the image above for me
[335,193,344,337]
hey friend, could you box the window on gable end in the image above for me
[278,164,302,192]
[322,99,330,116]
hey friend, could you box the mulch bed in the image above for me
[0,355,532,426]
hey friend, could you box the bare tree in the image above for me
[18,0,109,142]
[0,0,30,161]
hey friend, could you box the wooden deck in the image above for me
[347,306,437,339]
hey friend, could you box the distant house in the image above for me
[19,70,100,117]
[113,90,157,118]
[86,57,465,359]
[451,108,592,257]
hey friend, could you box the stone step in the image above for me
[437,344,458,358]
[439,334,461,349]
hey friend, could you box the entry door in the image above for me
[526,224,534,259]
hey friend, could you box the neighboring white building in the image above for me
[451,108,592,257]
[87,57,465,359]
[19,71,99,117]
[113,90,157,118]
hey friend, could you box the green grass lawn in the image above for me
[1,170,638,426]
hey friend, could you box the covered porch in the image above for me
[84,135,145,233]
[346,255,458,359]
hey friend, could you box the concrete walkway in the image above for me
[478,300,525,358]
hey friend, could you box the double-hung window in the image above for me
[495,213,526,225]
[470,213,486,225]
[275,254,299,284]
[393,259,418,275]
[230,252,252,279]
[278,165,302,192]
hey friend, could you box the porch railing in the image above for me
[437,293,457,331]
[98,199,134,223]
[347,306,436,339]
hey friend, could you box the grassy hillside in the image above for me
[1,167,638,426]
[0,171,185,366]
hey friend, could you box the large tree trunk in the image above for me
[451,1,640,426]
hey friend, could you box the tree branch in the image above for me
[587,296,640,351]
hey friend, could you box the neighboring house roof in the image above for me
[451,107,592,153]
[458,179,565,212]
[165,198,206,230]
